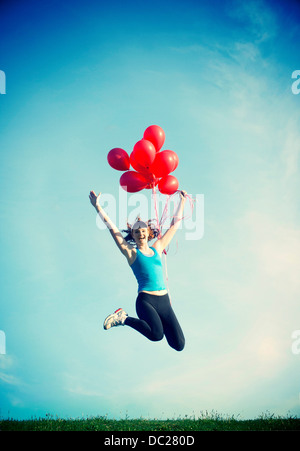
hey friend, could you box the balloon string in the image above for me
[163,250,171,304]
[173,190,196,225]
[152,188,196,245]
[151,188,196,304]
[152,186,161,236]
[152,187,170,299]
[160,193,170,234]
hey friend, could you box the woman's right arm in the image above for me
[89,190,134,260]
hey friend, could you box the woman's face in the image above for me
[132,226,149,245]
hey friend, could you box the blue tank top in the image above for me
[130,246,166,292]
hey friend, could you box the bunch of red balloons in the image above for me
[107,125,179,195]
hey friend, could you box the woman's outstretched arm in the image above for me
[89,190,134,259]
[153,190,187,254]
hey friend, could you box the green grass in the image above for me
[1,412,300,431]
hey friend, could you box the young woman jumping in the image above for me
[89,189,186,351]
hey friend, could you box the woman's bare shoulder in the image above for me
[126,247,137,266]
[151,240,163,255]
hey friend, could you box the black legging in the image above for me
[125,292,185,352]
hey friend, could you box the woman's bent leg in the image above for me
[124,292,185,351]
[125,293,164,342]
[157,294,185,351]
[161,307,185,351]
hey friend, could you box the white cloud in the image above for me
[0,371,20,386]
[281,119,300,180]
[238,210,300,281]
[0,355,22,387]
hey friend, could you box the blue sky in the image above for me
[1,0,300,420]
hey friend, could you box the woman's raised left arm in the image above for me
[153,190,187,254]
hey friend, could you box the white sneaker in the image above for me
[103,308,128,330]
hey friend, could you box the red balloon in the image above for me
[143,125,165,152]
[158,175,179,195]
[120,171,148,193]
[130,139,156,172]
[150,150,179,178]
[172,151,179,171]
[107,148,130,171]
[143,172,157,189]
[130,154,153,176]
